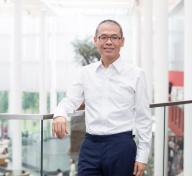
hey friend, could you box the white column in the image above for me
[39,10,47,114]
[184,0,192,175]
[9,0,22,170]
[141,0,153,102]
[132,9,141,66]
[50,17,57,113]
[153,0,168,176]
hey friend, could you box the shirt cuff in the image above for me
[135,144,150,164]
[53,110,70,120]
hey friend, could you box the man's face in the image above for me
[94,22,124,61]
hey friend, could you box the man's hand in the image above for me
[52,116,68,139]
[133,161,146,176]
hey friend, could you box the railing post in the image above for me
[163,106,168,176]
[41,119,44,176]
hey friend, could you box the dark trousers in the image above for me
[78,131,137,176]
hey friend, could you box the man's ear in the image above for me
[93,36,97,47]
[121,37,125,47]
[93,36,97,46]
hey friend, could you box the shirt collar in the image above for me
[94,56,124,73]
[111,57,124,73]
[94,60,103,72]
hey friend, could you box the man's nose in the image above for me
[105,37,112,44]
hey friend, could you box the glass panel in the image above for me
[168,105,184,176]
[145,135,154,176]
[21,119,41,176]
[43,112,85,175]
[0,118,41,176]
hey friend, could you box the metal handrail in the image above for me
[0,113,44,120]
[0,110,85,120]
[150,100,192,108]
[0,100,191,120]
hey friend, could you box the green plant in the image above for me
[72,37,100,66]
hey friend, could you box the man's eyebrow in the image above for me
[99,33,120,36]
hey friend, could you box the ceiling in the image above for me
[0,0,183,17]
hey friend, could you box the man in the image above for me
[52,19,152,176]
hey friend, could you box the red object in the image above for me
[168,106,184,136]
[168,71,184,136]
[169,71,183,87]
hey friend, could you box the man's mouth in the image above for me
[104,48,114,52]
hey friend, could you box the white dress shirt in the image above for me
[54,57,152,163]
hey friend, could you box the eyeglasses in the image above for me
[97,34,122,43]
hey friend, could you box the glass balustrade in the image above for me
[149,100,192,176]
[0,114,44,176]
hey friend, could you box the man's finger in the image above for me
[135,169,142,176]
[137,169,144,176]
[61,122,67,137]
[61,122,66,133]
[52,121,57,138]
[133,162,138,175]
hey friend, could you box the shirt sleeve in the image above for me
[135,70,152,164]
[53,69,84,120]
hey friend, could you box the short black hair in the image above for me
[95,19,123,37]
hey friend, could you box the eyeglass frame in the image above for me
[97,34,123,43]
